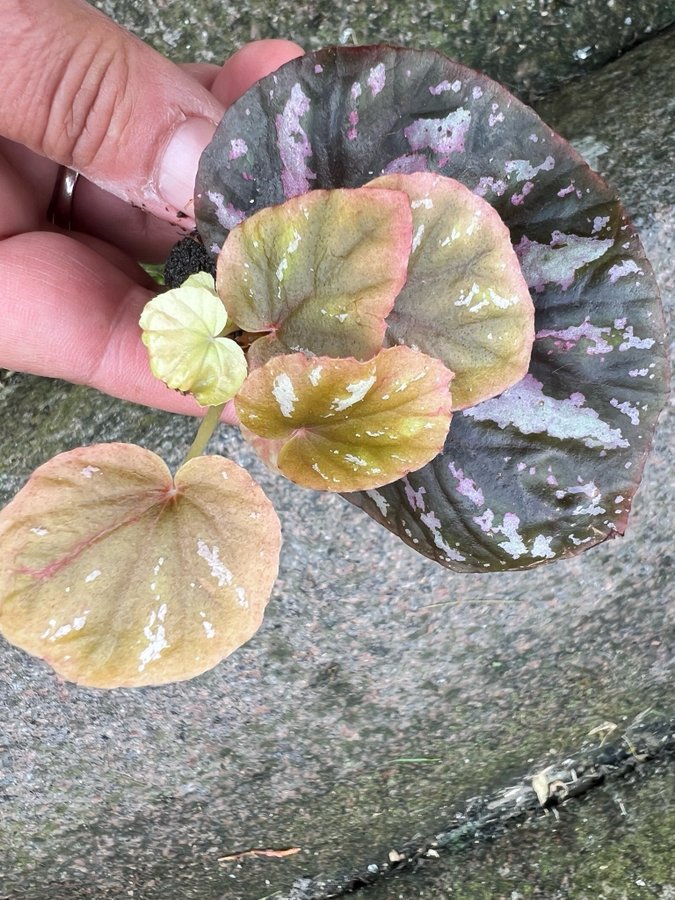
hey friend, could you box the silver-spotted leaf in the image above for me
[366,172,534,410]
[235,348,454,491]
[0,444,281,688]
[216,187,412,368]
[196,46,667,570]
[140,272,247,407]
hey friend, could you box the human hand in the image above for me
[0,0,302,417]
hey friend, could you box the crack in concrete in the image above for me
[282,717,675,899]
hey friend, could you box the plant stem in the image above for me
[183,403,225,464]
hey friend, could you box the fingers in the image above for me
[63,39,305,260]
[0,231,224,417]
[0,31,304,260]
[0,0,223,226]
[209,40,305,108]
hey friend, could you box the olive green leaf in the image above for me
[366,173,534,410]
[216,188,412,368]
[140,271,247,406]
[0,444,281,688]
[235,347,454,492]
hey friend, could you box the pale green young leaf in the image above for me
[140,272,247,406]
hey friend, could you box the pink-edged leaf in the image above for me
[234,347,454,492]
[0,444,281,688]
[196,46,667,570]
[366,172,534,410]
[216,188,412,368]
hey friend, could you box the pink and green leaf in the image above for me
[216,188,412,368]
[196,45,667,571]
[235,347,454,492]
[366,172,534,410]
[0,444,281,688]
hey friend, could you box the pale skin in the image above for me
[0,0,303,420]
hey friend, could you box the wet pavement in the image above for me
[0,5,673,899]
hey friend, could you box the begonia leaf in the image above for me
[216,187,412,368]
[196,46,667,570]
[235,348,453,492]
[0,444,281,687]
[365,173,534,410]
[140,272,247,407]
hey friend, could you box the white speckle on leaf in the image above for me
[515,231,613,292]
[610,398,640,425]
[272,373,299,417]
[311,462,329,481]
[412,224,425,252]
[609,260,642,283]
[275,83,316,198]
[366,490,389,516]
[30,526,49,536]
[196,540,233,587]
[464,374,629,450]
[474,176,507,198]
[331,376,376,412]
[344,454,368,467]
[202,620,215,638]
[429,80,452,95]
[276,257,288,282]
[235,586,249,609]
[53,624,72,639]
[447,462,484,507]
[618,325,655,352]
[504,157,555,182]
[309,365,323,386]
[531,535,555,559]
[229,138,248,160]
[206,191,246,230]
[84,569,101,583]
[419,509,466,562]
[288,228,302,254]
[536,317,613,355]
[138,607,169,672]
[367,63,386,96]
[404,108,470,161]
[80,466,101,478]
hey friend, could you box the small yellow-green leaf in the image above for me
[0,444,281,688]
[140,272,247,406]
[366,173,535,410]
[235,348,454,492]
[216,188,412,367]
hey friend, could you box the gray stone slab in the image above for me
[92,0,675,102]
[1,10,673,900]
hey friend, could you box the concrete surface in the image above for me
[0,6,673,900]
[92,0,675,102]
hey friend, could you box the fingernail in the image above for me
[158,118,216,217]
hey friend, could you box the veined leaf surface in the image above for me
[0,444,281,687]
[235,347,454,492]
[216,188,412,368]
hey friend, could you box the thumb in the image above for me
[0,0,224,225]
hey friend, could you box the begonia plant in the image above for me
[0,46,667,688]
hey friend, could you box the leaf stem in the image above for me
[183,403,225,464]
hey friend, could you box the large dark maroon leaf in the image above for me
[195,46,668,572]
